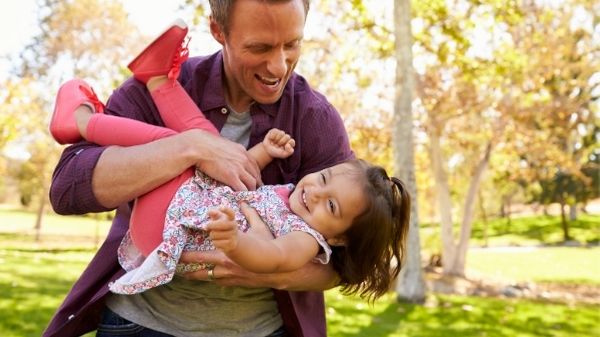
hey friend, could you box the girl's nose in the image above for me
[308,186,324,202]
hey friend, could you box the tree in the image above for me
[508,0,599,239]
[7,0,145,235]
[394,0,426,303]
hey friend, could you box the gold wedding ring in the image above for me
[207,266,215,281]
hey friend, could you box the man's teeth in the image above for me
[259,76,279,86]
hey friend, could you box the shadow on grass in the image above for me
[470,214,600,245]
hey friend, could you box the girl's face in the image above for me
[289,163,366,245]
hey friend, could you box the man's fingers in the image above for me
[180,250,224,265]
[244,155,262,186]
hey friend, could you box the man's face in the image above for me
[213,0,306,110]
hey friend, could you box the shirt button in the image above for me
[68,314,75,320]
[221,108,228,114]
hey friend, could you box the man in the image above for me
[44,1,353,336]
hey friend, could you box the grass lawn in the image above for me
[421,213,600,251]
[467,246,600,285]
[1,208,599,336]
[325,290,600,337]
[1,243,598,337]
[469,213,600,247]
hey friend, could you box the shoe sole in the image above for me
[127,18,188,71]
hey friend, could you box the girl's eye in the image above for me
[320,172,326,184]
[328,200,335,214]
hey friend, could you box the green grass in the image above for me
[1,242,598,337]
[467,247,600,285]
[0,246,96,337]
[420,213,600,253]
[469,213,600,246]
[325,290,600,337]
[0,208,599,336]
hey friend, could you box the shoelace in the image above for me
[79,84,105,113]
[168,36,191,81]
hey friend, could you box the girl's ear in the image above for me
[327,236,347,247]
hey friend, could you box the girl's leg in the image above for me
[149,79,219,135]
[52,79,191,257]
[85,110,194,256]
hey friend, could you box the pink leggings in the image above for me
[86,81,218,256]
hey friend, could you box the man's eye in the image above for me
[285,40,301,49]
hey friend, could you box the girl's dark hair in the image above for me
[330,159,411,302]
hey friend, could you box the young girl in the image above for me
[50,21,410,301]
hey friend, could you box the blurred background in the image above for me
[0,0,598,336]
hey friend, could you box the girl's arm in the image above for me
[247,128,295,170]
[206,207,319,273]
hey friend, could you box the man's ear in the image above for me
[327,236,347,247]
[209,16,225,45]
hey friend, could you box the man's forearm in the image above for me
[93,131,199,208]
[265,262,340,292]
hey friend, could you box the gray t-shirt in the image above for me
[107,111,282,336]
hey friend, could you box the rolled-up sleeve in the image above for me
[49,79,158,215]
[49,142,112,214]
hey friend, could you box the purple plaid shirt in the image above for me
[44,51,352,337]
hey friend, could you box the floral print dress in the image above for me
[109,170,331,294]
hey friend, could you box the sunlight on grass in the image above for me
[0,209,598,336]
[0,208,112,240]
[0,248,96,337]
[467,247,600,285]
[325,290,600,337]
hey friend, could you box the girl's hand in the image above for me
[205,207,239,253]
[262,128,295,159]
[241,202,274,240]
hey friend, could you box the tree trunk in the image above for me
[393,0,426,304]
[453,142,492,276]
[568,203,577,221]
[429,130,456,275]
[559,202,570,241]
[34,186,48,242]
[478,190,489,248]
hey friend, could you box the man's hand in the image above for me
[262,128,295,159]
[178,249,339,290]
[185,129,262,191]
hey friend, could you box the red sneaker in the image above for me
[128,18,189,84]
[49,79,105,144]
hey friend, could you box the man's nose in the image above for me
[266,49,287,78]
